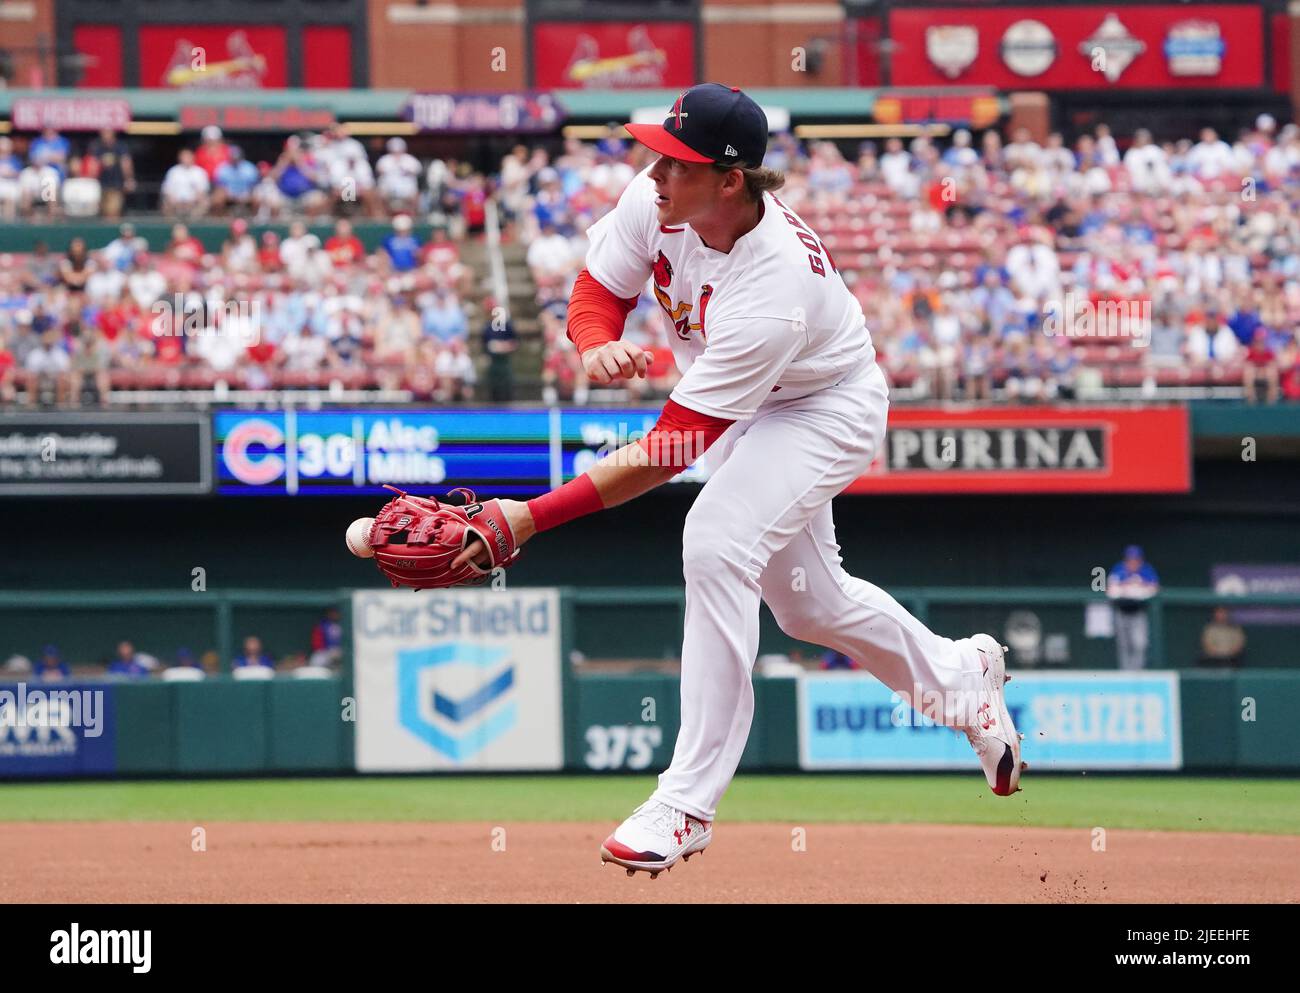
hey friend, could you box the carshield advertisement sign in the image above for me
[353,588,563,771]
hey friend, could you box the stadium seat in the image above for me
[161,667,205,682]
[232,667,275,680]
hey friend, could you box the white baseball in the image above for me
[346,517,376,558]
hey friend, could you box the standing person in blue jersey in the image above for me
[309,609,344,668]
[1107,545,1160,670]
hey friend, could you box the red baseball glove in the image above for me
[369,486,520,590]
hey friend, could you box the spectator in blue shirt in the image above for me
[1227,293,1263,347]
[109,640,155,678]
[270,138,326,215]
[970,269,1017,332]
[36,644,70,681]
[1107,545,1160,671]
[421,288,468,344]
[29,128,70,180]
[381,214,421,273]
[172,647,203,672]
[214,146,259,213]
[232,635,275,670]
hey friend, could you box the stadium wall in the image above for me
[2,669,1296,778]
[2,457,1295,592]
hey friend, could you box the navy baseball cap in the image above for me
[1124,545,1144,559]
[625,83,769,169]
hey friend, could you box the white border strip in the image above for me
[704,3,843,23]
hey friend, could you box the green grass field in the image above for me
[0,775,1297,834]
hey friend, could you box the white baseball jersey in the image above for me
[584,165,877,420]
[579,170,995,825]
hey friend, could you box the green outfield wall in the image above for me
[0,668,1291,777]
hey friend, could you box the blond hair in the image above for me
[712,163,786,202]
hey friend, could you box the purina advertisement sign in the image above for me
[799,672,1181,771]
[848,406,1190,495]
[352,589,564,771]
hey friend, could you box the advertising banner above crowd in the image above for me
[798,671,1182,771]
[0,414,211,496]
[352,588,564,772]
[532,22,696,90]
[71,23,353,89]
[10,97,132,132]
[213,408,704,497]
[0,681,117,777]
[890,5,1264,90]
[403,92,566,134]
[214,406,1188,498]
[846,406,1191,495]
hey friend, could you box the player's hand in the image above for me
[581,341,653,385]
[450,499,537,572]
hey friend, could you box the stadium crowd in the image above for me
[2,117,1299,405]
[4,609,344,680]
[526,119,1300,404]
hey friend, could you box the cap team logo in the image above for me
[668,92,689,130]
[652,250,674,288]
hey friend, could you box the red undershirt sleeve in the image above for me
[526,400,733,534]
[567,268,639,354]
[637,397,734,470]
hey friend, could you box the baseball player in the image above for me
[450,83,1024,877]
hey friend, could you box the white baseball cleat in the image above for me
[600,799,712,878]
[962,634,1026,796]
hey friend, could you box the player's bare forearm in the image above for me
[450,442,675,570]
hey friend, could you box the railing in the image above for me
[568,587,1300,669]
[0,589,345,675]
[3,588,1295,674]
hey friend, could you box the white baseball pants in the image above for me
[651,360,985,821]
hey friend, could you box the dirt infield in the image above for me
[4,821,1297,903]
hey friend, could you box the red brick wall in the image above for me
[367,0,525,90]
